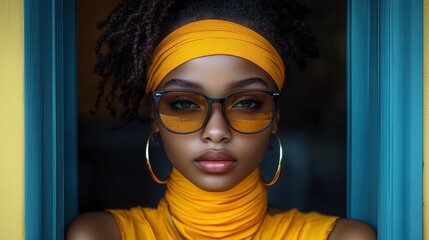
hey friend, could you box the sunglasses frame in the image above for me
[152,89,280,134]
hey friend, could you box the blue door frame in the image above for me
[24,0,423,239]
[348,0,423,239]
[24,0,77,239]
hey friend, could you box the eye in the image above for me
[170,100,200,109]
[232,98,261,109]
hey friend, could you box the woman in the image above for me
[67,0,376,239]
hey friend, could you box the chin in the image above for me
[193,175,243,192]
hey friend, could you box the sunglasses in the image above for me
[152,89,280,134]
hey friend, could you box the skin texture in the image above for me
[66,56,377,239]
[66,212,120,240]
[152,55,279,192]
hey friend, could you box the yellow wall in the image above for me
[421,4,428,232]
[0,0,24,239]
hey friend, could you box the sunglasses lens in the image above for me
[225,91,274,133]
[158,91,208,133]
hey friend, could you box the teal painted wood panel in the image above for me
[348,0,423,239]
[378,0,423,238]
[347,0,380,227]
[24,0,77,239]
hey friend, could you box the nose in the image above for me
[201,103,231,143]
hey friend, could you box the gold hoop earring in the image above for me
[263,134,283,186]
[146,131,167,184]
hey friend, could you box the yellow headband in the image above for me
[146,19,285,93]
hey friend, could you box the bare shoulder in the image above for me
[66,211,121,240]
[329,218,377,240]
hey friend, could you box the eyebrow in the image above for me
[162,79,204,90]
[162,77,268,90]
[228,78,268,89]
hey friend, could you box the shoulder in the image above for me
[328,218,377,240]
[268,207,376,239]
[66,211,121,240]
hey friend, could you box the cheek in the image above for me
[158,131,199,163]
[234,133,271,163]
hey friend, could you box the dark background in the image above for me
[77,0,347,216]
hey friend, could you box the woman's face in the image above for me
[152,55,280,191]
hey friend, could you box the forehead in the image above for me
[157,55,277,94]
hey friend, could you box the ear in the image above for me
[150,101,160,133]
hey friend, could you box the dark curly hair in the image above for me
[93,0,317,124]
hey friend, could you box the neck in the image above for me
[165,168,267,239]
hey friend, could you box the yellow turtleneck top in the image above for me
[107,168,339,239]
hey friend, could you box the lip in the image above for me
[195,151,237,174]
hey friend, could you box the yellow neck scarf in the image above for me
[107,168,340,239]
[165,168,267,239]
[146,19,285,93]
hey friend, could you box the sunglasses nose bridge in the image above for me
[206,97,227,115]
[201,97,232,140]
[208,97,226,104]
[204,97,230,125]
